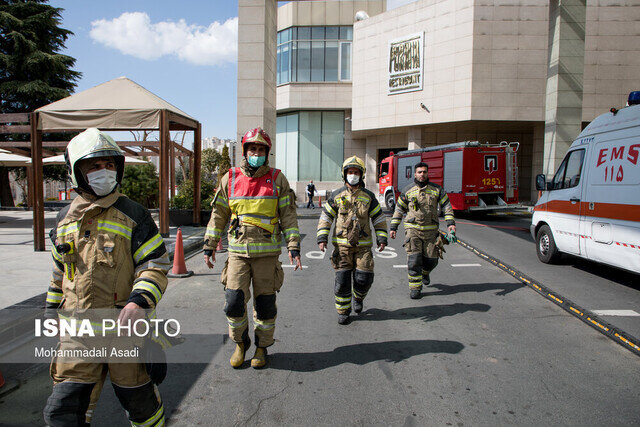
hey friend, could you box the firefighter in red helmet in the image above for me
[203,127,301,369]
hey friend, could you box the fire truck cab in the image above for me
[378,141,520,212]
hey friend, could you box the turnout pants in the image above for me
[44,345,163,427]
[330,245,374,314]
[222,254,284,348]
[404,229,440,290]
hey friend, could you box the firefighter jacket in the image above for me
[390,180,455,232]
[317,185,388,247]
[204,159,300,257]
[45,192,170,312]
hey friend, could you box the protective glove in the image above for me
[445,230,457,244]
[141,337,167,385]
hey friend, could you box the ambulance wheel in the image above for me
[385,192,395,210]
[536,225,560,264]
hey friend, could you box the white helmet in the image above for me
[65,128,124,194]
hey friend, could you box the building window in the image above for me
[277,26,353,85]
[276,111,345,181]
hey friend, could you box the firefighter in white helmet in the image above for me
[43,128,170,426]
[203,127,301,369]
[390,161,456,299]
[316,156,388,325]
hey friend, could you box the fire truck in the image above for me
[378,141,521,211]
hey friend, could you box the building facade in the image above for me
[264,0,640,202]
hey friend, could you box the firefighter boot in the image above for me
[251,347,268,369]
[230,331,251,368]
[353,298,363,314]
[410,287,422,300]
[337,310,350,325]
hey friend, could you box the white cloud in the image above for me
[90,12,238,66]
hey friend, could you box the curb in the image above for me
[452,234,640,357]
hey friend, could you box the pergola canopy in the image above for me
[35,76,198,131]
[21,76,203,248]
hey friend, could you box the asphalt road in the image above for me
[452,210,640,340]
[1,216,639,426]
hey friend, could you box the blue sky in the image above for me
[50,1,416,142]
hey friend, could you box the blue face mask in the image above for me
[247,155,266,168]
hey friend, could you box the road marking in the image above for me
[305,251,326,259]
[451,263,482,267]
[592,310,640,317]
[375,246,397,259]
[282,265,309,269]
[393,265,407,268]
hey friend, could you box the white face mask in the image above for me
[346,173,360,186]
[86,169,117,196]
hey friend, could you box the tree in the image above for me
[0,0,81,205]
[218,145,231,182]
[120,164,159,208]
[202,148,221,187]
[0,0,81,113]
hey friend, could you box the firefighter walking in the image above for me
[390,162,456,299]
[43,128,170,426]
[317,156,388,325]
[204,127,301,369]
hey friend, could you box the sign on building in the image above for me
[388,32,424,95]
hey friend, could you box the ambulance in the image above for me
[531,92,640,274]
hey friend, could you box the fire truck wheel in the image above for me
[385,192,396,210]
[536,224,560,264]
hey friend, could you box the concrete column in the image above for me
[407,127,422,150]
[237,0,277,166]
[543,0,586,176]
[531,123,545,201]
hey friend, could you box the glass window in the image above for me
[325,26,339,39]
[275,114,299,181]
[297,41,311,82]
[277,26,354,84]
[297,26,311,40]
[281,28,291,43]
[321,112,344,181]
[280,43,290,85]
[291,42,297,82]
[551,159,567,190]
[311,26,325,39]
[298,112,322,181]
[325,41,339,81]
[340,42,351,81]
[379,162,389,177]
[311,41,325,81]
[563,149,585,188]
[340,26,353,40]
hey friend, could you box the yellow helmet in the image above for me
[65,128,124,191]
[342,156,365,181]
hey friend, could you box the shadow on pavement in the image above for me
[268,340,464,372]
[455,211,533,243]
[354,303,490,323]
[550,255,640,291]
[0,216,58,230]
[428,282,524,297]
[92,363,211,426]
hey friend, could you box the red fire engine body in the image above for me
[378,141,520,211]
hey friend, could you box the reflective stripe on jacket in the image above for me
[317,185,388,247]
[46,192,170,311]
[390,181,455,232]
[204,159,300,257]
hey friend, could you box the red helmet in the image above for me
[241,127,272,154]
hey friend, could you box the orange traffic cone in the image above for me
[167,228,193,278]
[216,238,227,253]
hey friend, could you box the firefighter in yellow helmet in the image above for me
[316,156,388,324]
[43,128,170,426]
[203,127,301,369]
